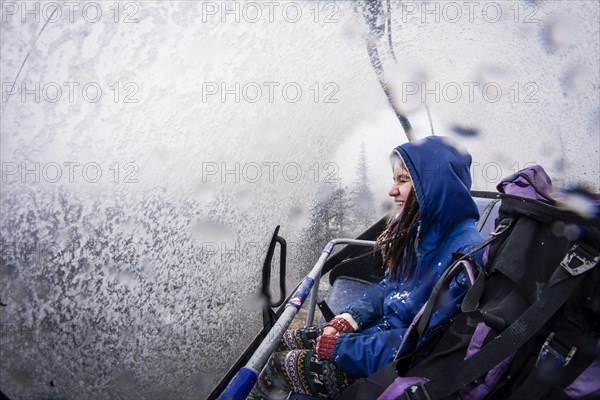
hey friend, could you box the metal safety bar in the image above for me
[218,238,375,400]
[305,239,376,326]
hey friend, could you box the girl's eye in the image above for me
[393,175,410,184]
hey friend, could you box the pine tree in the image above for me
[349,143,375,234]
[299,144,377,271]
[300,184,349,270]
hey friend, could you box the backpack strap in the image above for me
[400,240,600,400]
[415,259,476,337]
[415,218,513,337]
[508,370,568,400]
[460,271,506,331]
[508,375,573,400]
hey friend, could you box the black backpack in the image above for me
[342,166,600,400]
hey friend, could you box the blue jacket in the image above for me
[331,136,484,377]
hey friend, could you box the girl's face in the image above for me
[388,160,413,214]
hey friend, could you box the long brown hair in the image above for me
[375,186,420,281]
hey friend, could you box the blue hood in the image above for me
[395,136,480,248]
[333,136,484,378]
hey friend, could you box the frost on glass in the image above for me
[1,1,599,399]
[356,0,599,193]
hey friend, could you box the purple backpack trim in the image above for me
[377,377,429,400]
[458,323,515,400]
[498,165,553,202]
[395,260,478,359]
[563,339,600,398]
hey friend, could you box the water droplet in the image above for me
[192,371,210,392]
[232,185,254,209]
[190,219,235,246]
[387,64,429,115]
[560,67,586,96]
[563,224,582,241]
[288,206,304,221]
[451,125,479,138]
[540,17,578,53]
[556,190,600,219]
[342,19,369,41]
[241,291,268,313]
[553,159,566,173]
[114,370,138,392]
[539,141,557,155]
[440,136,470,156]
[552,221,566,237]
[118,270,138,285]
[475,66,511,89]
[194,182,216,203]
[8,368,34,388]
[552,221,584,240]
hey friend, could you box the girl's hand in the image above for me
[316,334,339,361]
[322,326,339,336]
[323,316,356,335]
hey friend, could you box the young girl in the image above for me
[249,136,484,399]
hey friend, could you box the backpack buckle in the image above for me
[560,242,600,276]
[535,331,578,386]
[404,383,432,400]
[490,218,512,236]
[534,332,578,383]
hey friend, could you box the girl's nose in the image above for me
[388,185,398,197]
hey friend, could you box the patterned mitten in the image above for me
[324,317,355,334]
[316,334,339,361]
